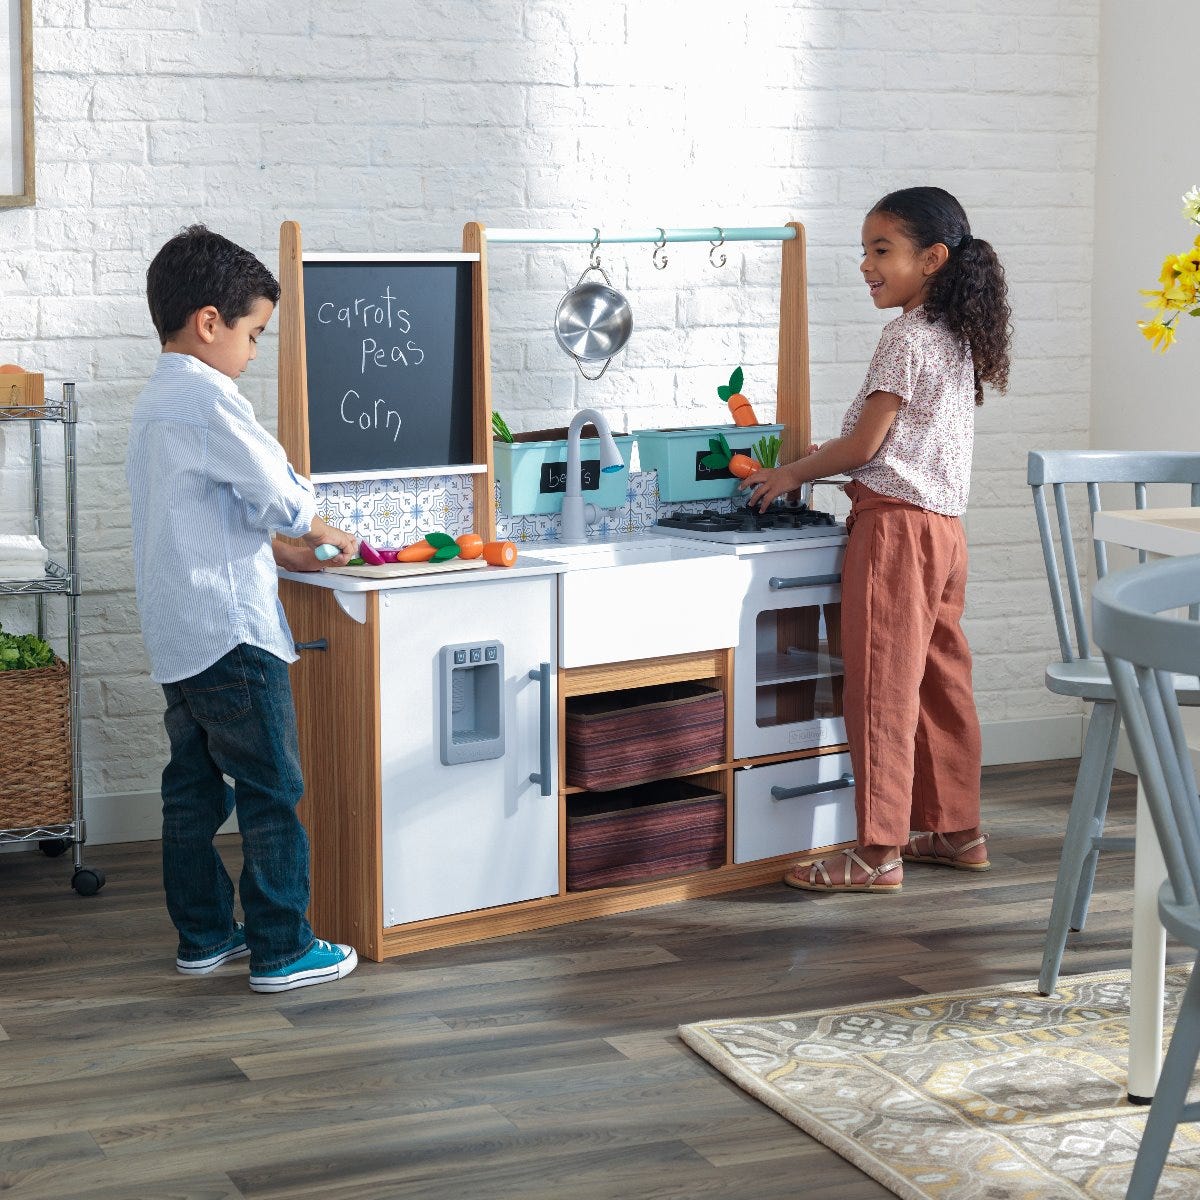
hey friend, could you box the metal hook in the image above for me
[652,228,669,271]
[588,227,602,270]
[708,227,726,269]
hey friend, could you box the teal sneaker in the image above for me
[249,939,358,993]
[176,924,250,975]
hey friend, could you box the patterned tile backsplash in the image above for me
[314,471,738,548]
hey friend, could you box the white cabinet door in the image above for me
[733,547,846,760]
[377,575,559,926]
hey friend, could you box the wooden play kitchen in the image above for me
[276,220,851,960]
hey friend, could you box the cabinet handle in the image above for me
[769,573,841,591]
[528,662,553,797]
[771,772,854,802]
[294,639,328,652]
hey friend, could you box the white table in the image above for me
[1091,507,1200,1102]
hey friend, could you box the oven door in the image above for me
[734,547,846,760]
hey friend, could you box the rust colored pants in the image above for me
[841,481,982,847]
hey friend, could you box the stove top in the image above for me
[652,505,844,545]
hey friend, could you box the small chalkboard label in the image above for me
[540,459,602,495]
[695,445,753,482]
[301,255,477,480]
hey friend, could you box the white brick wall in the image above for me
[0,0,1099,805]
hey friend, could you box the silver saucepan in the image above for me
[554,264,633,381]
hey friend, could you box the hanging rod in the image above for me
[483,225,796,245]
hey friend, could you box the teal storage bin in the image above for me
[633,424,785,502]
[494,429,634,516]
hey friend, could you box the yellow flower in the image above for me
[1183,185,1200,224]
[1138,190,1200,350]
[1139,318,1178,352]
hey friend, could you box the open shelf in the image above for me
[755,648,844,687]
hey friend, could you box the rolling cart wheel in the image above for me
[71,866,106,896]
[38,838,70,857]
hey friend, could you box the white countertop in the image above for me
[277,534,734,592]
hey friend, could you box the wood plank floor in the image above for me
[0,761,1185,1200]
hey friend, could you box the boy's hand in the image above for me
[300,519,358,567]
[273,540,324,573]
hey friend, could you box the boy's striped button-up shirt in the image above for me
[126,352,316,684]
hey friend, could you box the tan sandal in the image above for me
[783,848,903,893]
[903,831,991,872]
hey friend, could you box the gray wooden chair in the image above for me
[1029,451,1200,996]
[1092,554,1200,1200]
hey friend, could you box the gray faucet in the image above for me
[560,408,624,544]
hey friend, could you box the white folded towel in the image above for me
[0,533,49,578]
[0,534,47,557]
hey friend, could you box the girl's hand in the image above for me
[741,464,798,512]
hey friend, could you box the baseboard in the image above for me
[80,791,238,845]
[980,714,1083,766]
[1109,721,1200,779]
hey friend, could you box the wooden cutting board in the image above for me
[324,557,490,579]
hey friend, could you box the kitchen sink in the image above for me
[529,535,720,571]
[522,535,749,667]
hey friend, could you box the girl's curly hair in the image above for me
[870,186,1011,405]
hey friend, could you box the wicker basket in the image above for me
[566,681,725,792]
[566,779,726,892]
[0,658,71,828]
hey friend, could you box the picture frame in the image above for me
[0,0,33,207]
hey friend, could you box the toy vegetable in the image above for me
[492,411,515,442]
[700,431,778,479]
[718,367,758,426]
[455,533,485,559]
[482,540,517,567]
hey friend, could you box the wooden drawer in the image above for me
[732,753,856,864]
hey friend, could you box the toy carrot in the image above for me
[482,540,517,567]
[718,367,758,426]
[396,541,437,562]
[455,533,485,559]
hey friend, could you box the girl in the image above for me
[744,186,1011,893]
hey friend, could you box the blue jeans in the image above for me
[161,643,313,972]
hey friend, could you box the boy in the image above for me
[127,224,359,993]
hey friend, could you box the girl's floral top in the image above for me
[841,306,976,517]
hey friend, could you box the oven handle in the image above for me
[771,772,854,802]
[769,573,842,591]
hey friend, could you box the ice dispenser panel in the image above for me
[439,641,505,765]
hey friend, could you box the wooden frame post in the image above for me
[776,220,810,467]
[277,220,310,477]
[462,222,496,541]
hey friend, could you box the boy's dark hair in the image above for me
[870,186,1012,405]
[146,224,280,346]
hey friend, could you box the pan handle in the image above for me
[573,355,612,381]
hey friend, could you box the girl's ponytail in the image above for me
[870,187,1012,405]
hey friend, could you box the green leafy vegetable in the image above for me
[492,411,514,443]
[0,622,56,671]
[716,366,744,402]
[424,531,461,562]
[752,434,781,468]
[700,432,734,472]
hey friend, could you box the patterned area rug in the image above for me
[679,965,1199,1199]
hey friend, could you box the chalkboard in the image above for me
[300,255,477,479]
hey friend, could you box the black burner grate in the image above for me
[656,504,837,534]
